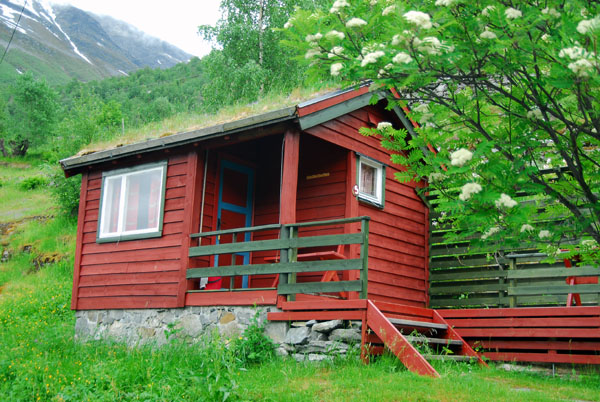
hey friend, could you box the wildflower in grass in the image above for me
[435,0,456,6]
[480,29,497,40]
[382,5,396,16]
[505,7,522,20]
[377,121,392,130]
[520,224,535,233]
[346,18,367,28]
[403,11,432,29]
[330,63,344,76]
[495,193,517,209]
[326,30,345,40]
[330,0,350,14]
[481,226,500,239]
[361,50,385,66]
[539,230,552,239]
[450,148,473,167]
[459,182,482,201]
[393,52,413,64]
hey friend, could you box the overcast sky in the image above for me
[52,0,222,58]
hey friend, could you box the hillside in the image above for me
[0,0,191,85]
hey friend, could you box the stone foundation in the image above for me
[75,307,363,361]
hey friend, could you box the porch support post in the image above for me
[278,128,300,305]
[280,128,300,225]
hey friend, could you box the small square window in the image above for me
[357,155,385,208]
[98,161,167,242]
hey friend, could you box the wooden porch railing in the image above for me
[186,216,370,300]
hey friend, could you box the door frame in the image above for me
[211,155,256,288]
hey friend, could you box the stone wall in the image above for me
[75,307,363,361]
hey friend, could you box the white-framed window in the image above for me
[97,161,167,242]
[357,155,385,208]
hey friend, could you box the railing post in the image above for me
[287,225,298,302]
[230,232,237,291]
[509,257,517,308]
[360,217,369,299]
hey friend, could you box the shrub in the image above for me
[19,176,48,190]
[231,312,276,366]
[49,167,81,217]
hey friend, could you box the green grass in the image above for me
[0,159,56,223]
[1,156,600,401]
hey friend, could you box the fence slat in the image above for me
[277,280,363,295]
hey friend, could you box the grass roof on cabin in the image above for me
[75,85,339,158]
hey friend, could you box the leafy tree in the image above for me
[286,1,600,261]
[199,0,329,106]
[4,73,58,156]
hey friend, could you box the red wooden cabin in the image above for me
[61,85,430,312]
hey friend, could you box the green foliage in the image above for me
[49,167,81,217]
[3,73,58,156]
[287,1,600,261]
[231,312,276,366]
[18,176,48,191]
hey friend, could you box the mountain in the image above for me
[0,0,192,85]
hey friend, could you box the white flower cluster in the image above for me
[305,33,323,44]
[581,239,598,249]
[403,11,432,29]
[382,5,396,16]
[527,109,543,120]
[577,17,600,34]
[538,230,552,239]
[541,7,561,18]
[428,172,445,182]
[346,18,367,28]
[413,36,453,55]
[481,226,500,240]
[330,63,344,76]
[480,28,497,40]
[495,193,517,209]
[330,0,349,14]
[481,5,495,17]
[559,45,597,77]
[435,0,456,6]
[450,148,473,167]
[459,182,482,201]
[505,7,522,20]
[377,121,393,130]
[393,52,413,64]
[328,46,344,58]
[520,224,534,233]
[305,48,320,59]
[361,50,385,66]
[326,30,345,41]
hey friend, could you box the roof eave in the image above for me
[60,106,298,175]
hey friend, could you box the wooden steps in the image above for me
[404,335,463,347]
[268,299,487,377]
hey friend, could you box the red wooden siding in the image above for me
[306,106,428,307]
[74,154,190,310]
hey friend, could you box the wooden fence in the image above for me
[187,216,370,301]
[428,192,599,308]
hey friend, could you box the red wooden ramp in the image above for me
[268,300,486,377]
